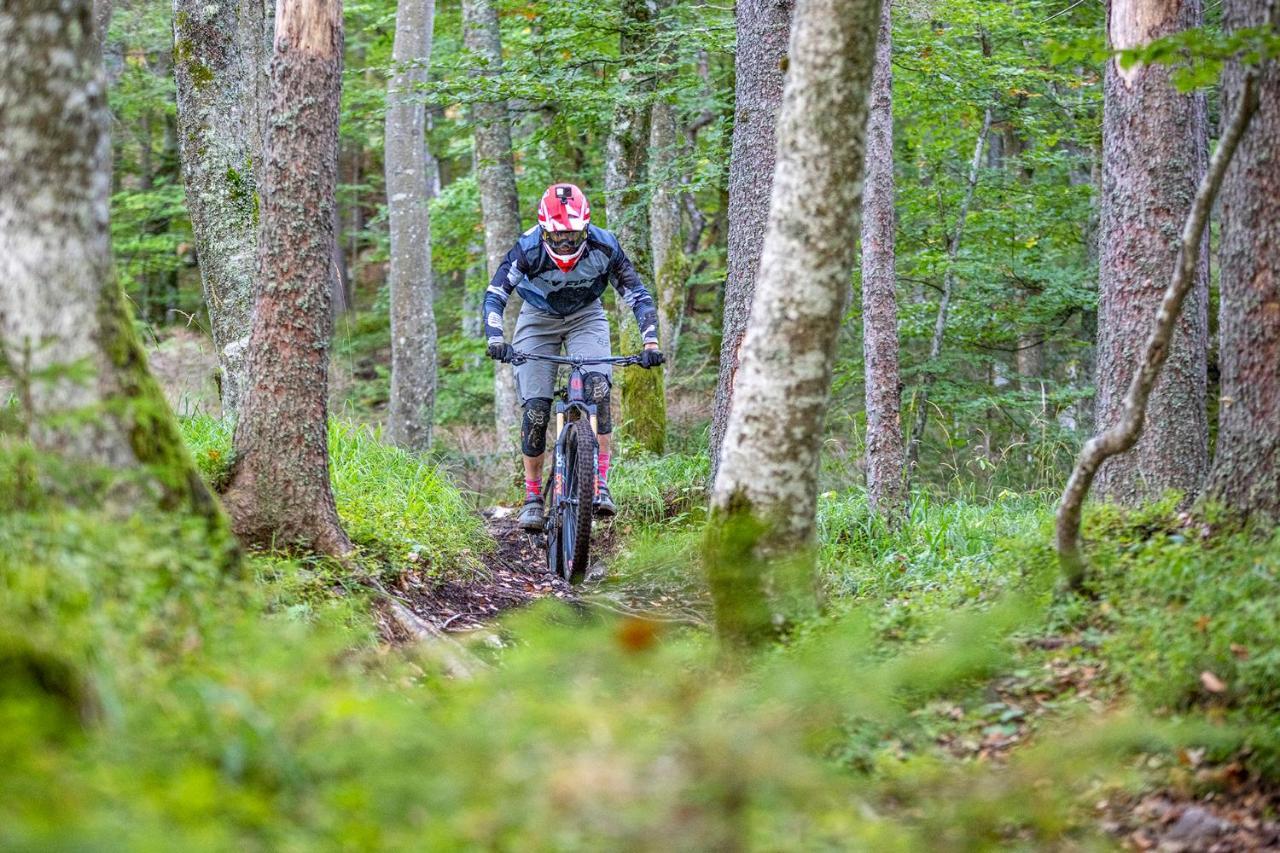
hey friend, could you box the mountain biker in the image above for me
[483,183,664,532]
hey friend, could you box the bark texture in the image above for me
[709,0,794,479]
[650,98,686,363]
[385,0,437,451]
[859,0,906,521]
[1095,0,1209,505]
[173,0,269,418]
[708,0,882,645]
[606,0,666,454]
[650,0,686,364]
[222,0,352,556]
[1204,0,1280,520]
[461,0,522,442]
[0,0,225,529]
[1058,71,1259,586]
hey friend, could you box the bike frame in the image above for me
[507,350,643,574]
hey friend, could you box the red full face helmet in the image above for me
[538,183,591,271]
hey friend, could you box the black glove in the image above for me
[487,340,514,363]
[639,348,665,369]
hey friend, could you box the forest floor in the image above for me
[115,328,1280,848]
[382,502,712,646]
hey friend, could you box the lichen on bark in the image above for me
[173,0,270,419]
[0,0,234,564]
[707,0,882,646]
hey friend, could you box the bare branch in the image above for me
[1055,70,1262,589]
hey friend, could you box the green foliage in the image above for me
[181,416,488,577]
[1079,502,1280,759]
[608,448,709,526]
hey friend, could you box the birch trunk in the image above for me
[607,0,666,454]
[222,0,352,556]
[385,0,437,451]
[707,0,882,646]
[1204,0,1280,520]
[709,0,794,480]
[0,0,226,531]
[174,0,268,418]
[1095,0,1209,505]
[461,0,522,444]
[859,0,906,521]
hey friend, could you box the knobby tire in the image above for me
[561,418,597,580]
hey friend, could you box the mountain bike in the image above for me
[507,350,645,581]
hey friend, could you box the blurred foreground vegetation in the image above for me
[3,426,1279,849]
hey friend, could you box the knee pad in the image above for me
[521,398,551,456]
[584,372,612,434]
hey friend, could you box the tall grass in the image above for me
[180,415,488,577]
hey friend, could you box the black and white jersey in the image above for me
[482,224,659,345]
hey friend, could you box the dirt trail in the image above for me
[383,503,710,639]
[383,507,580,635]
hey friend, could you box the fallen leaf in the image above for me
[1200,671,1227,694]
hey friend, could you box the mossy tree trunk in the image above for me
[385,0,438,451]
[173,0,270,419]
[462,0,523,446]
[1204,0,1280,521]
[707,0,882,648]
[859,0,907,523]
[0,0,229,540]
[1095,0,1209,505]
[709,0,793,482]
[222,0,352,556]
[606,0,666,455]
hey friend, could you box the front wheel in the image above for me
[557,418,597,581]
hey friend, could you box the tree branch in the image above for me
[1055,70,1262,589]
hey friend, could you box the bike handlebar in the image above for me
[507,350,645,368]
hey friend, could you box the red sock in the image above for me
[525,478,541,498]
[597,453,610,486]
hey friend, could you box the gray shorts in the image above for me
[513,301,613,402]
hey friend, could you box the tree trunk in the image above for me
[461,0,523,445]
[0,0,227,534]
[859,0,906,522]
[385,0,437,451]
[1094,0,1209,505]
[606,0,665,455]
[651,99,685,366]
[1057,70,1260,586]
[1204,0,1280,520]
[174,0,266,418]
[222,0,352,556]
[650,0,686,366]
[709,0,793,480]
[707,0,882,647]
[906,108,992,471]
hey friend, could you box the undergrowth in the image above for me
[3,431,1280,848]
[181,415,488,579]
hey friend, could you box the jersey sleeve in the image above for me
[482,244,523,342]
[608,246,660,346]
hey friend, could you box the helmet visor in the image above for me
[544,228,586,254]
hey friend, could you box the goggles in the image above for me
[543,228,586,254]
